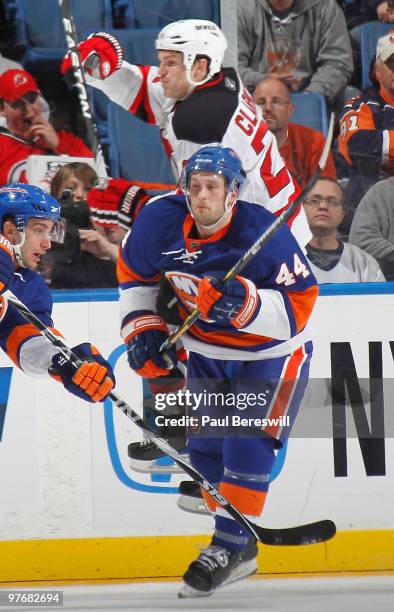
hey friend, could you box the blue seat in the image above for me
[107,27,160,65]
[88,29,160,144]
[15,0,113,75]
[360,21,392,89]
[89,88,111,144]
[291,92,328,135]
[108,102,175,184]
[120,0,220,29]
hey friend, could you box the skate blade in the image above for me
[178,559,258,599]
[128,454,189,474]
[177,495,212,516]
[178,584,213,599]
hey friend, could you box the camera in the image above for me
[48,190,92,264]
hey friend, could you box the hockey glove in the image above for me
[87,179,150,230]
[50,343,115,403]
[61,32,123,80]
[197,275,260,328]
[124,313,177,378]
[0,235,15,294]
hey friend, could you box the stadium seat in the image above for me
[15,0,113,75]
[119,0,220,29]
[360,21,392,89]
[88,29,160,144]
[108,102,175,185]
[108,27,160,65]
[291,92,328,135]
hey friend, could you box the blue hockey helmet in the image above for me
[183,146,246,192]
[0,184,65,243]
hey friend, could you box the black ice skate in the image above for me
[127,437,189,473]
[127,395,188,473]
[177,480,210,515]
[179,538,258,598]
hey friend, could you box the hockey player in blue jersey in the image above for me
[117,147,318,597]
[0,233,15,295]
[0,184,115,403]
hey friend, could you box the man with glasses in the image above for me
[0,69,93,184]
[303,177,384,283]
[253,77,337,189]
[338,31,394,232]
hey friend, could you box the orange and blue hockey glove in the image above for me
[122,312,177,378]
[197,275,260,328]
[50,343,115,403]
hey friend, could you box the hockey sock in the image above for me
[213,437,277,552]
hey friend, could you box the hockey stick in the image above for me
[58,0,107,178]
[5,289,335,546]
[160,112,335,352]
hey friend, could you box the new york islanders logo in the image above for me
[165,271,200,313]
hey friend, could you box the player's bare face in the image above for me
[22,219,53,269]
[3,92,42,140]
[157,51,190,99]
[188,172,234,236]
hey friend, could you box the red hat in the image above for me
[0,69,39,103]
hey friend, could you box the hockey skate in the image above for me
[128,394,188,473]
[179,538,258,598]
[128,437,189,473]
[177,480,210,515]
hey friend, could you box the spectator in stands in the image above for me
[41,161,156,289]
[0,56,49,127]
[378,0,394,22]
[42,163,123,288]
[238,0,353,104]
[0,55,50,127]
[338,30,394,233]
[349,177,394,280]
[253,77,336,189]
[342,1,394,28]
[0,69,92,184]
[303,177,385,282]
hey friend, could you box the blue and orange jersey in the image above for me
[0,269,61,375]
[117,194,318,361]
[339,86,394,172]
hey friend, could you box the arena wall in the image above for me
[0,284,393,581]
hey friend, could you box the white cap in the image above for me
[376,30,394,62]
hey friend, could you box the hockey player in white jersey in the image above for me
[61,19,311,247]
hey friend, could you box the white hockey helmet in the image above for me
[155,19,227,86]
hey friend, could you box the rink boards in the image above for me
[0,283,394,581]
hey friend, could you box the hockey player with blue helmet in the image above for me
[0,183,115,403]
[117,146,318,598]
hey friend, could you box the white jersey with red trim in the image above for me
[0,269,60,375]
[117,194,318,361]
[87,65,311,246]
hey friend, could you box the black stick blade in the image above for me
[256,519,336,546]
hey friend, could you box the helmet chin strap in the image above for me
[185,68,212,88]
[12,230,27,268]
[186,190,238,233]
